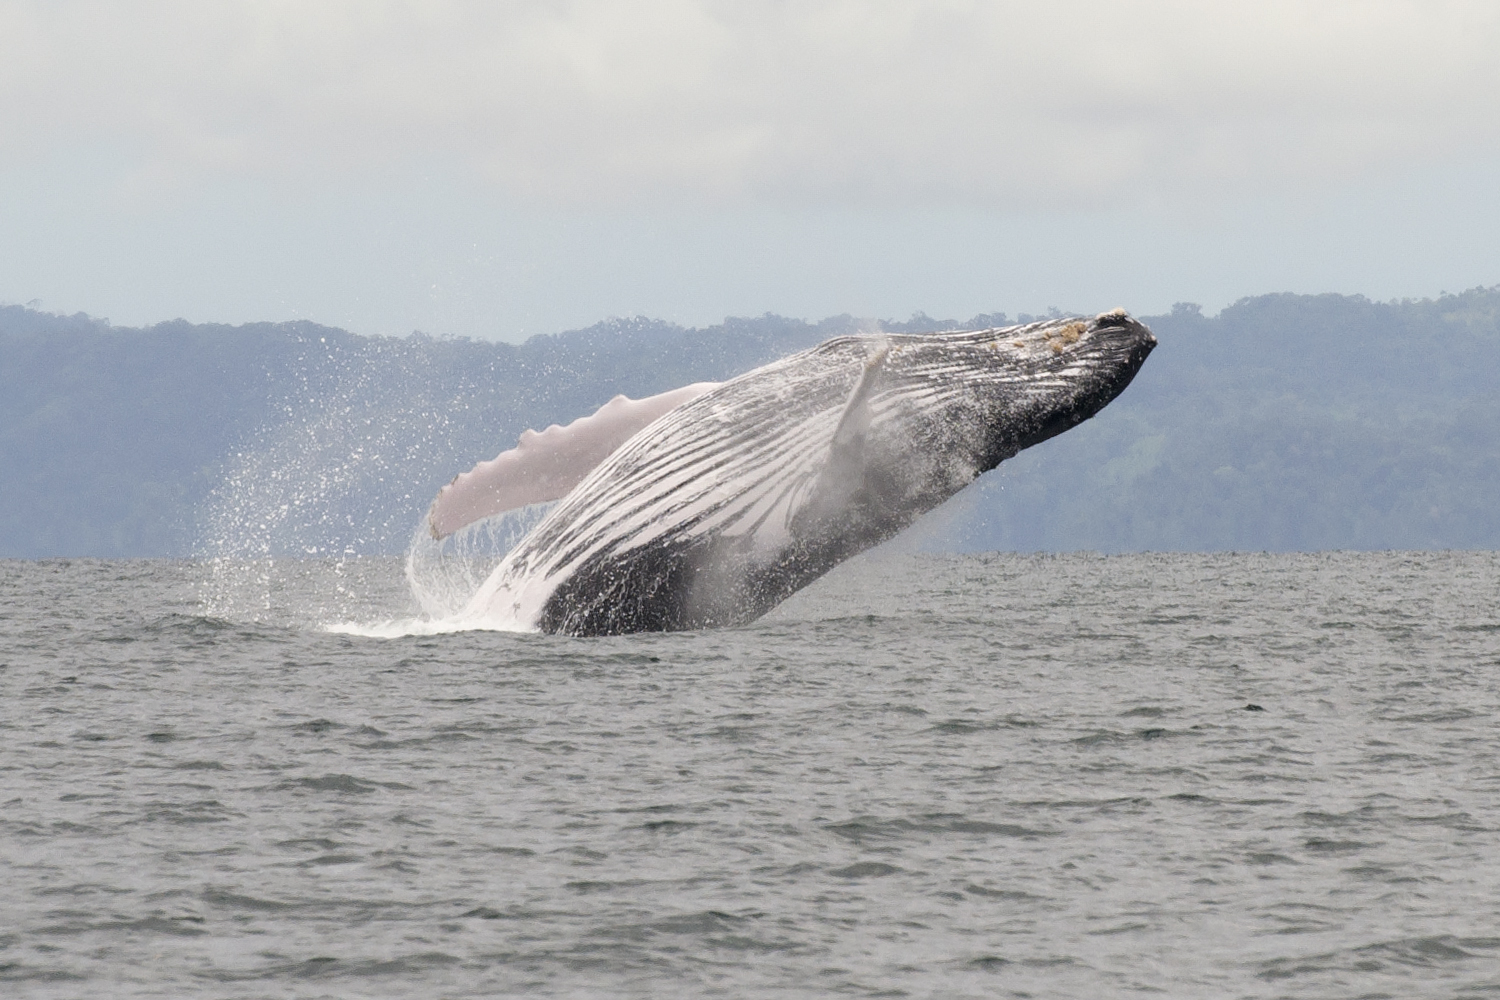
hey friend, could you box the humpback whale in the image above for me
[430,311,1155,635]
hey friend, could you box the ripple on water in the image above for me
[1,551,1499,997]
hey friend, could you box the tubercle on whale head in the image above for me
[971,310,1155,360]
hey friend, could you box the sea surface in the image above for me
[3,551,1500,998]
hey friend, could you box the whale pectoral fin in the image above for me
[427,381,721,539]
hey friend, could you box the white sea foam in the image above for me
[322,614,536,638]
[403,502,556,620]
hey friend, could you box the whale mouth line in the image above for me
[420,312,1156,635]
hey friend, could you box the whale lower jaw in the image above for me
[466,312,1155,635]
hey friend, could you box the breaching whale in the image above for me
[428,311,1155,635]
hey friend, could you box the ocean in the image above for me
[3,550,1499,997]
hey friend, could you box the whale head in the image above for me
[969,309,1157,463]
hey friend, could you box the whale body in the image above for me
[446,311,1155,635]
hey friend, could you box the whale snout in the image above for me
[996,311,1155,457]
[1092,309,1156,348]
[1084,311,1157,377]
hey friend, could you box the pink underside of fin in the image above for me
[427,382,720,539]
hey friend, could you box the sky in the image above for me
[2,0,1498,341]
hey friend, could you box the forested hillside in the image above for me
[951,291,1500,552]
[2,288,1496,557]
[0,308,846,557]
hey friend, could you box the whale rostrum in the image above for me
[436,311,1156,635]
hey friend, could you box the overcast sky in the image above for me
[2,1,1498,340]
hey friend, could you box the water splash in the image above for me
[313,509,551,637]
[197,554,415,629]
[194,334,524,628]
[404,502,556,620]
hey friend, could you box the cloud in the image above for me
[2,0,1498,207]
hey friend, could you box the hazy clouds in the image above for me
[1,2,1498,337]
[5,1,1498,206]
